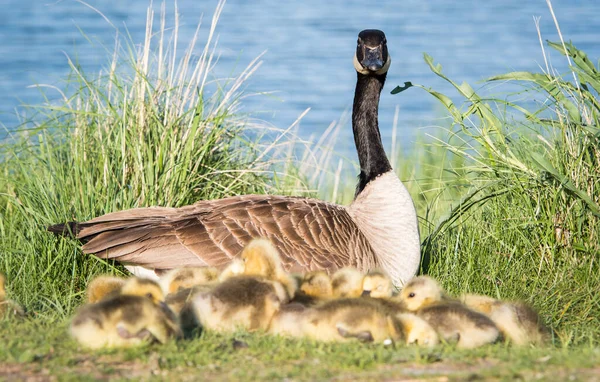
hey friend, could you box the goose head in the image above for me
[353,29,390,76]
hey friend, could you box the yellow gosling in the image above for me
[70,277,181,349]
[0,273,25,317]
[399,276,500,349]
[86,275,126,303]
[331,267,364,298]
[461,293,548,346]
[238,238,297,300]
[301,298,401,344]
[192,275,287,333]
[159,266,219,294]
[362,269,394,298]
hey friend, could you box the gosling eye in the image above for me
[408,292,416,298]
[146,293,154,299]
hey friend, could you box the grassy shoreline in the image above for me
[1,1,599,380]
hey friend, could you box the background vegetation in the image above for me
[0,1,598,379]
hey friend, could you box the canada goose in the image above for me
[159,266,219,294]
[361,269,393,298]
[192,275,287,333]
[461,294,548,346]
[400,277,500,349]
[70,277,181,349]
[48,29,420,288]
[331,267,364,298]
[0,273,25,317]
[86,275,127,303]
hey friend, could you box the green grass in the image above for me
[0,1,599,380]
[1,317,599,381]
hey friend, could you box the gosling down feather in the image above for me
[48,29,420,287]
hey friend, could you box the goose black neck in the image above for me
[352,72,392,197]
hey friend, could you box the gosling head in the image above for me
[362,270,393,299]
[354,29,390,76]
[120,277,165,306]
[331,267,365,298]
[399,276,445,312]
[240,238,282,279]
[300,271,333,298]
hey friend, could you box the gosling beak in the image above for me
[361,290,371,297]
[159,301,170,312]
[361,47,384,71]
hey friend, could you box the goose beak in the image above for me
[361,290,371,297]
[361,47,384,71]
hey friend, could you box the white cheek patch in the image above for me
[353,54,392,75]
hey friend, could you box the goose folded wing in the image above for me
[77,195,368,273]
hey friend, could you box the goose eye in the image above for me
[408,292,415,298]
[146,293,153,299]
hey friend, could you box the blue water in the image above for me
[1,0,599,152]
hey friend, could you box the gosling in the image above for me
[331,267,364,298]
[0,273,25,317]
[461,293,548,346]
[301,298,401,344]
[362,269,394,299]
[159,266,219,294]
[70,277,181,349]
[293,271,333,306]
[86,275,126,303]
[192,275,287,333]
[400,276,500,349]
[238,238,297,300]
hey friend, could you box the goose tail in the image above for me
[47,221,81,237]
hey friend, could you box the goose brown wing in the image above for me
[77,195,376,273]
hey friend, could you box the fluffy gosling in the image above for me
[86,275,126,303]
[400,276,500,349]
[192,275,287,333]
[362,269,394,298]
[70,277,181,349]
[159,266,219,294]
[331,267,364,298]
[301,298,401,344]
[292,271,333,306]
[238,238,297,300]
[0,273,25,317]
[461,293,548,346]
[394,313,439,347]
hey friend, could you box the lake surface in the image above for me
[1,0,599,153]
